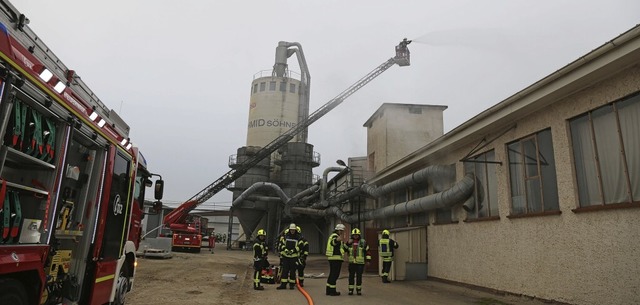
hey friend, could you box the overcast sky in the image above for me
[16,0,640,208]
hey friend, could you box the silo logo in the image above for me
[248,118,297,129]
[113,194,123,216]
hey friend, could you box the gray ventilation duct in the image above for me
[231,182,291,208]
[233,166,476,226]
[272,41,310,143]
[290,174,476,223]
[306,164,454,209]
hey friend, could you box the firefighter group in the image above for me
[252,223,399,296]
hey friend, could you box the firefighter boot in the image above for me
[357,289,362,295]
[289,283,295,290]
[299,279,304,287]
[329,288,341,296]
[254,286,264,291]
[348,289,354,295]
[382,276,391,283]
[276,283,287,290]
[326,286,331,295]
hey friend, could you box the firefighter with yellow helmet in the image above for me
[253,229,269,290]
[343,228,371,295]
[379,229,399,283]
[325,223,346,296]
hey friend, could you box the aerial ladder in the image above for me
[162,38,412,241]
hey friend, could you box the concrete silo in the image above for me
[230,41,319,245]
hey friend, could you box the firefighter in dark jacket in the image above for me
[325,223,346,296]
[296,226,309,287]
[344,228,371,295]
[253,229,269,290]
[379,229,399,283]
[277,223,303,290]
[275,228,288,284]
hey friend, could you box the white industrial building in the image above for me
[354,24,640,305]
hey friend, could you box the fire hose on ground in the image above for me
[296,278,314,305]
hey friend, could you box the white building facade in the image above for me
[364,25,640,305]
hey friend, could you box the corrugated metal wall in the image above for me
[387,226,427,281]
[299,223,323,254]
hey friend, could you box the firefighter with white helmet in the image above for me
[344,228,371,295]
[379,229,399,283]
[277,223,303,290]
[325,223,346,296]
[253,229,269,290]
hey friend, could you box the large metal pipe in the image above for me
[291,184,319,202]
[231,182,290,208]
[233,166,474,228]
[307,164,453,210]
[319,167,347,203]
[271,41,311,143]
[290,174,476,223]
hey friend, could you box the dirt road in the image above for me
[128,247,556,305]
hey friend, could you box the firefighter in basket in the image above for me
[344,228,371,295]
[277,223,303,290]
[253,229,269,290]
[296,226,309,287]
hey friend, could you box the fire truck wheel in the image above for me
[0,278,28,305]
[112,265,130,305]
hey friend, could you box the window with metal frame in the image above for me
[507,128,559,215]
[102,152,132,259]
[269,81,276,91]
[464,150,499,219]
[569,93,640,208]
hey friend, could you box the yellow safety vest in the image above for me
[325,232,344,260]
[345,239,370,264]
[379,238,392,257]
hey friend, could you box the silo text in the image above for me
[248,119,297,129]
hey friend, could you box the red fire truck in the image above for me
[0,1,164,304]
[170,214,207,253]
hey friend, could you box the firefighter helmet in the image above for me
[382,229,390,236]
[335,223,346,231]
[257,229,266,236]
[351,228,361,235]
[289,223,297,230]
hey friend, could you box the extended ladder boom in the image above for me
[164,39,411,225]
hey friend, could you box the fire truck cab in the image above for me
[0,1,164,304]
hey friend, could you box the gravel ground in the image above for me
[127,246,559,305]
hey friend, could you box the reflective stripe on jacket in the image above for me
[344,239,371,264]
[325,232,344,260]
[279,233,301,258]
[379,238,394,257]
